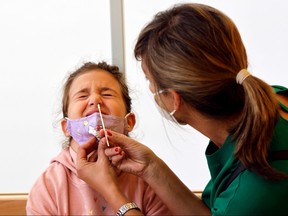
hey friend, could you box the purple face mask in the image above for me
[66,112,128,145]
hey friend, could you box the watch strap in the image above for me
[116,202,140,216]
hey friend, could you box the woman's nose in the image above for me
[88,93,102,106]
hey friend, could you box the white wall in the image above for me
[0,0,112,193]
[1,0,288,193]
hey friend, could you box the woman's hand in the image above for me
[103,130,158,180]
[76,136,120,197]
[76,136,143,213]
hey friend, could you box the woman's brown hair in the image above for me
[134,3,285,179]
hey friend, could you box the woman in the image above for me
[77,3,288,215]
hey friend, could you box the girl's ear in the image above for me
[61,118,70,137]
[126,113,136,132]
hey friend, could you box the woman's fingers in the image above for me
[105,146,123,157]
[76,137,103,181]
[97,137,115,164]
[99,129,157,178]
[79,137,98,153]
[77,137,98,163]
[110,151,126,165]
[100,129,132,148]
[88,150,98,162]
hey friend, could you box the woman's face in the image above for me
[66,69,127,119]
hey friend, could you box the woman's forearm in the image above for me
[144,157,211,215]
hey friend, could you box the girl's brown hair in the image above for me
[135,3,285,179]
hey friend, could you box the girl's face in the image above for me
[61,69,136,149]
[66,69,127,120]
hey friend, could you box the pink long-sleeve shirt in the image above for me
[26,147,170,215]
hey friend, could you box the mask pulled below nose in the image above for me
[66,112,128,145]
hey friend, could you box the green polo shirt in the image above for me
[202,85,288,215]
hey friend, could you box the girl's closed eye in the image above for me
[78,93,89,99]
[101,89,117,98]
[102,92,113,96]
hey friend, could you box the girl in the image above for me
[26,61,170,215]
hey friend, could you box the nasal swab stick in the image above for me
[97,103,110,147]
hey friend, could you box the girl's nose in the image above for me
[88,93,102,107]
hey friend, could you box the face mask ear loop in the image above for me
[123,113,130,135]
[124,112,132,118]
[153,89,166,97]
[170,109,176,116]
[169,89,179,116]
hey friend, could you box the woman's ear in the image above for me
[61,118,70,137]
[170,90,181,111]
[126,113,136,132]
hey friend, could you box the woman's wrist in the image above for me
[102,183,132,213]
[142,154,163,184]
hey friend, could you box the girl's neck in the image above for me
[70,141,79,152]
